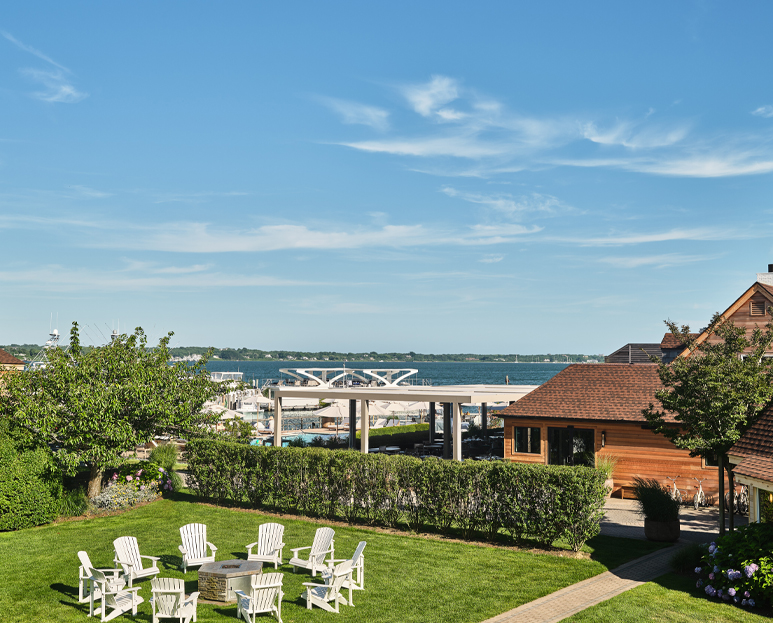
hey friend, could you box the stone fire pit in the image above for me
[198,560,263,603]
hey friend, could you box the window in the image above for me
[704,452,719,467]
[512,427,541,454]
[547,427,595,467]
[750,300,767,316]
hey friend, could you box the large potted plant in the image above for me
[632,477,681,542]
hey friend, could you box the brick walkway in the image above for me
[482,546,677,623]
[481,499,747,623]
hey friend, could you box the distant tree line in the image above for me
[3,344,603,363]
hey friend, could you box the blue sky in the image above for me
[2,2,773,354]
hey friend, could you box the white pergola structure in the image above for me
[273,384,537,460]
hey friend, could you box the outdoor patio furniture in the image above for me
[246,522,285,569]
[113,536,160,587]
[77,550,126,605]
[150,577,199,623]
[324,541,366,595]
[88,568,144,621]
[234,572,284,623]
[288,527,335,577]
[301,559,353,613]
[179,522,218,573]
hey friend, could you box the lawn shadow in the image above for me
[585,535,671,570]
[228,551,249,560]
[51,582,78,600]
[159,553,182,570]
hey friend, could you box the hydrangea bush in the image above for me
[694,523,773,607]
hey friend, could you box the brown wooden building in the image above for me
[500,363,723,497]
[500,270,773,498]
[729,406,773,523]
[0,348,24,372]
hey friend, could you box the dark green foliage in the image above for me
[0,433,62,530]
[149,444,183,492]
[59,488,88,518]
[632,477,680,522]
[187,439,607,550]
[356,423,429,438]
[695,523,773,606]
[670,542,705,574]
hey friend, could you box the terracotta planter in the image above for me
[644,518,680,542]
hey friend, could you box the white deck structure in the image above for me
[277,367,419,388]
[273,383,537,460]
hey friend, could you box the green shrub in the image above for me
[0,434,62,530]
[671,542,705,574]
[632,477,680,522]
[59,488,88,518]
[148,444,183,492]
[694,523,773,607]
[187,439,607,549]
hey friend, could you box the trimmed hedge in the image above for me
[0,434,62,530]
[355,423,429,439]
[187,439,607,551]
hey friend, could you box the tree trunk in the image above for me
[718,455,725,536]
[88,464,103,499]
[727,466,735,533]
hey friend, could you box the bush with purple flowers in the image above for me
[694,523,773,607]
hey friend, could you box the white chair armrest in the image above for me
[302,582,326,589]
[206,542,218,552]
[115,558,136,570]
[178,545,188,555]
[245,542,258,549]
[141,555,160,563]
[290,545,311,555]
[185,591,200,605]
[234,590,248,600]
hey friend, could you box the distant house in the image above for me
[499,363,722,497]
[728,406,773,523]
[0,348,24,372]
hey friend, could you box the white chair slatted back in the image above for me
[350,541,366,567]
[259,523,283,556]
[252,572,282,611]
[152,577,183,616]
[78,550,94,574]
[310,527,334,564]
[327,559,353,598]
[180,523,206,558]
[114,536,143,572]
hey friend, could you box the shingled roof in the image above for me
[500,363,672,422]
[729,406,773,483]
[0,348,24,366]
[660,333,698,349]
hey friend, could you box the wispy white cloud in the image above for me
[402,75,460,118]
[479,254,504,263]
[752,106,773,118]
[331,74,773,179]
[553,227,756,247]
[597,253,714,268]
[318,97,389,131]
[3,31,88,103]
[2,31,69,71]
[67,185,113,198]
[150,190,249,204]
[441,186,568,216]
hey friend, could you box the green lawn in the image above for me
[564,573,773,622]
[1,497,654,623]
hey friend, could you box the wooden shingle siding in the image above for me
[503,418,727,497]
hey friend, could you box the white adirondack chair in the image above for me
[88,568,144,622]
[113,536,161,587]
[301,559,353,613]
[324,541,366,595]
[234,572,284,623]
[78,550,126,604]
[246,523,285,569]
[288,527,335,577]
[150,577,199,623]
[178,523,218,573]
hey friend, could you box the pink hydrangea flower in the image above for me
[126,475,133,481]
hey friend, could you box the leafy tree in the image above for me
[0,322,221,498]
[643,313,773,534]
